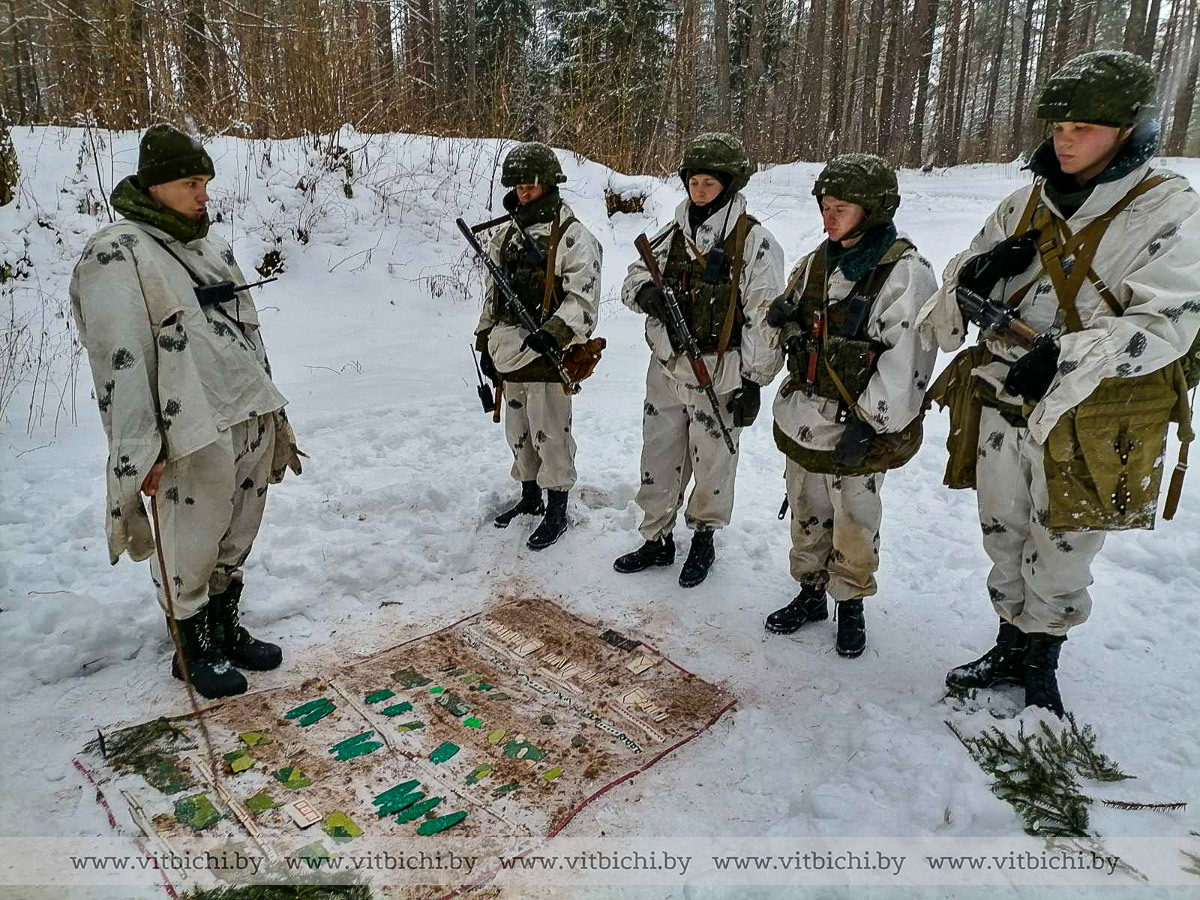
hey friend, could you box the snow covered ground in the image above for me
[2,126,1199,898]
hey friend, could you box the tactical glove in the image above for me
[634,283,669,322]
[957,231,1041,297]
[728,379,762,428]
[478,346,498,383]
[831,417,875,469]
[521,329,559,357]
[1003,334,1060,403]
[766,294,798,329]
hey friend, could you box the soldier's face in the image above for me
[688,174,724,206]
[1052,122,1131,183]
[514,184,546,205]
[148,175,211,221]
[821,196,867,243]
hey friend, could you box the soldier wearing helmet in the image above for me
[612,133,785,588]
[475,142,603,550]
[762,153,938,658]
[918,51,1200,716]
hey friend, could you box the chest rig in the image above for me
[496,210,577,328]
[782,238,911,408]
[660,214,754,354]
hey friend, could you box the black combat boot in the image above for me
[208,578,283,671]
[527,490,569,551]
[613,533,676,573]
[1023,633,1066,717]
[765,583,829,634]
[494,480,544,528]
[835,599,866,658]
[678,528,716,588]
[946,619,1028,691]
[169,607,248,699]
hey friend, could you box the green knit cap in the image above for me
[137,124,215,188]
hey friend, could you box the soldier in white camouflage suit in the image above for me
[763,154,938,657]
[70,124,303,699]
[919,51,1200,715]
[475,142,603,550]
[613,133,785,588]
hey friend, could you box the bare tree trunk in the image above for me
[826,0,849,156]
[905,0,938,167]
[465,0,476,119]
[877,0,903,159]
[714,0,732,130]
[745,0,768,155]
[860,0,885,154]
[934,0,962,166]
[1010,0,1036,157]
[1167,0,1200,154]
[801,0,827,157]
[1139,0,1161,62]
[982,0,1011,156]
[1051,0,1073,69]
[182,0,210,115]
[1124,0,1148,53]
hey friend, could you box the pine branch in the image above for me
[1101,799,1187,812]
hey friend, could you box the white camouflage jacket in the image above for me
[621,193,785,393]
[70,221,292,564]
[773,236,940,451]
[474,200,602,374]
[918,160,1200,444]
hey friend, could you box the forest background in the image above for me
[1,0,1199,185]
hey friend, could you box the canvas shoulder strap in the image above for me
[541,212,578,318]
[1012,174,1169,330]
[717,213,753,358]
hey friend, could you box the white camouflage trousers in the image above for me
[976,405,1105,635]
[151,414,276,620]
[785,458,884,601]
[503,381,577,492]
[635,361,741,541]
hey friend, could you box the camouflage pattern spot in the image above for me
[1057,359,1080,375]
[111,348,136,370]
[987,586,1006,604]
[535,430,549,444]
[644,401,659,417]
[987,431,1005,451]
[1123,332,1147,358]
[240,478,255,491]
[165,486,180,504]
[980,518,1007,535]
[110,506,122,519]
[184,497,195,506]
[508,399,523,410]
[117,233,138,248]
[97,380,115,413]
[158,329,189,352]
[113,456,138,479]
[222,248,237,266]
[641,471,654,486]
[257,486,268,497]
[163,398,182,418]
[1161,299,1200,323]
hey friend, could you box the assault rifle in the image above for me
[634,232,736,455]
[956,284,1041,350]
[456,217,580,395]
[194,277,277,308]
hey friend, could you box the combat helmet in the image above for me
[812,153,900,230]
[501,142,566,187]
[678,132,752,193]
[1036,50,1156,128]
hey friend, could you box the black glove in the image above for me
[635,283,669,322]
[830,417,875,469]
[957,231,1041,296]
[728,379,762,428]
[766,295,798,329]
[1003,334,1060,403]
[521,329,559,357]
[478,346,498,383]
